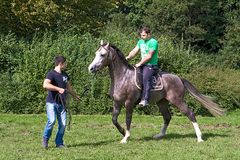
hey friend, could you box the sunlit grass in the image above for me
[0,113,239,160]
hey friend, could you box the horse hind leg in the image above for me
[153,99,171,139]
[168,98,204,142]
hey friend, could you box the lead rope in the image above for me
[59,73,96,131]
[65,93,72,131]
[55,93,72,131]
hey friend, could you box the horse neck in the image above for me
[107,50,135,98]
[108,54,133,84]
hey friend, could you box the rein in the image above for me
[134,67,142,90]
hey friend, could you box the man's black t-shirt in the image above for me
[45,70,70,105]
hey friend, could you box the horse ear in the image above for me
[106,42,110,48]
[100,40,104,45]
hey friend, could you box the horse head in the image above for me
[88,41,134,74]
[88,41,112,73]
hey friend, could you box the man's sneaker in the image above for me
[139,100,149,107]
[42,137,48,149]
[56,144,66,148]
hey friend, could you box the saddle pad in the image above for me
[135,67,163,91]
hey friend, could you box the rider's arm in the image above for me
[126,46,139,60]
[135,50,155,67]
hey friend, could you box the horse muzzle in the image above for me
[88,64,100,73]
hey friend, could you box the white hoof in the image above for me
[120,130,130,144]
[153,134,164,139]
[198,139,204,142]
[120,139,127,144]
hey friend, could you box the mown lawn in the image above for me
[0,112,240,160]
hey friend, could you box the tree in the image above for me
[219,0,240,69]
[0,0,116,36]
[144,0,227,53]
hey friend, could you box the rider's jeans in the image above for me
[43,102,67,146]
[142,65,158,101]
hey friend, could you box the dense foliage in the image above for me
[0,0,239,115]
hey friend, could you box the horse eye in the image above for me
[100,53,106,57]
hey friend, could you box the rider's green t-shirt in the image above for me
[137,38,158,65]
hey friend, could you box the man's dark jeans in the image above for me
[141,65,158,101]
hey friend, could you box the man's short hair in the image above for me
[54,55,66,66]
[139,26,151,34]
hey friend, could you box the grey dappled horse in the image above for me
[88,42,224,143]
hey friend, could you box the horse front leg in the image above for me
[112,101,125,137]
[120,101,134,143]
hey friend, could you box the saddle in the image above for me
[134,67,164,91]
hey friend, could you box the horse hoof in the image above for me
[198,139,204,142]
[120,139,127,144]
[153,134,164,139]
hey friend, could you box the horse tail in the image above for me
[182,78,225,116]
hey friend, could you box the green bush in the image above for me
[0,31,100,113]
[0,30,239,116]
[0,33,24,73]
[182,67,240,114]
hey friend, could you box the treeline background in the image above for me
[0,0,239,115]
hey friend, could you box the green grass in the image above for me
[0,113,240,160]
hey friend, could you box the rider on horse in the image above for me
[126,26,159,107]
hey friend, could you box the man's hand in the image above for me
[74,95,81,101]
[58,88,65,94]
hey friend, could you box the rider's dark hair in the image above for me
[139,26,151,34]
[54,55,66,66]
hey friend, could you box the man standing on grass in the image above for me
[42,55,80,149]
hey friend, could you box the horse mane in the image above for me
[102,43,134,70]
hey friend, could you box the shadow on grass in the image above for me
[46,132,229,149]
[67,139,115,148]
[137,132,229,141]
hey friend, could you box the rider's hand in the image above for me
[126,56,131,61]
[135,63,141,67]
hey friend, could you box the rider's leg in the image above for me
[140,65,156,106]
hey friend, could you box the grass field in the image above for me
[0,112,240,160]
